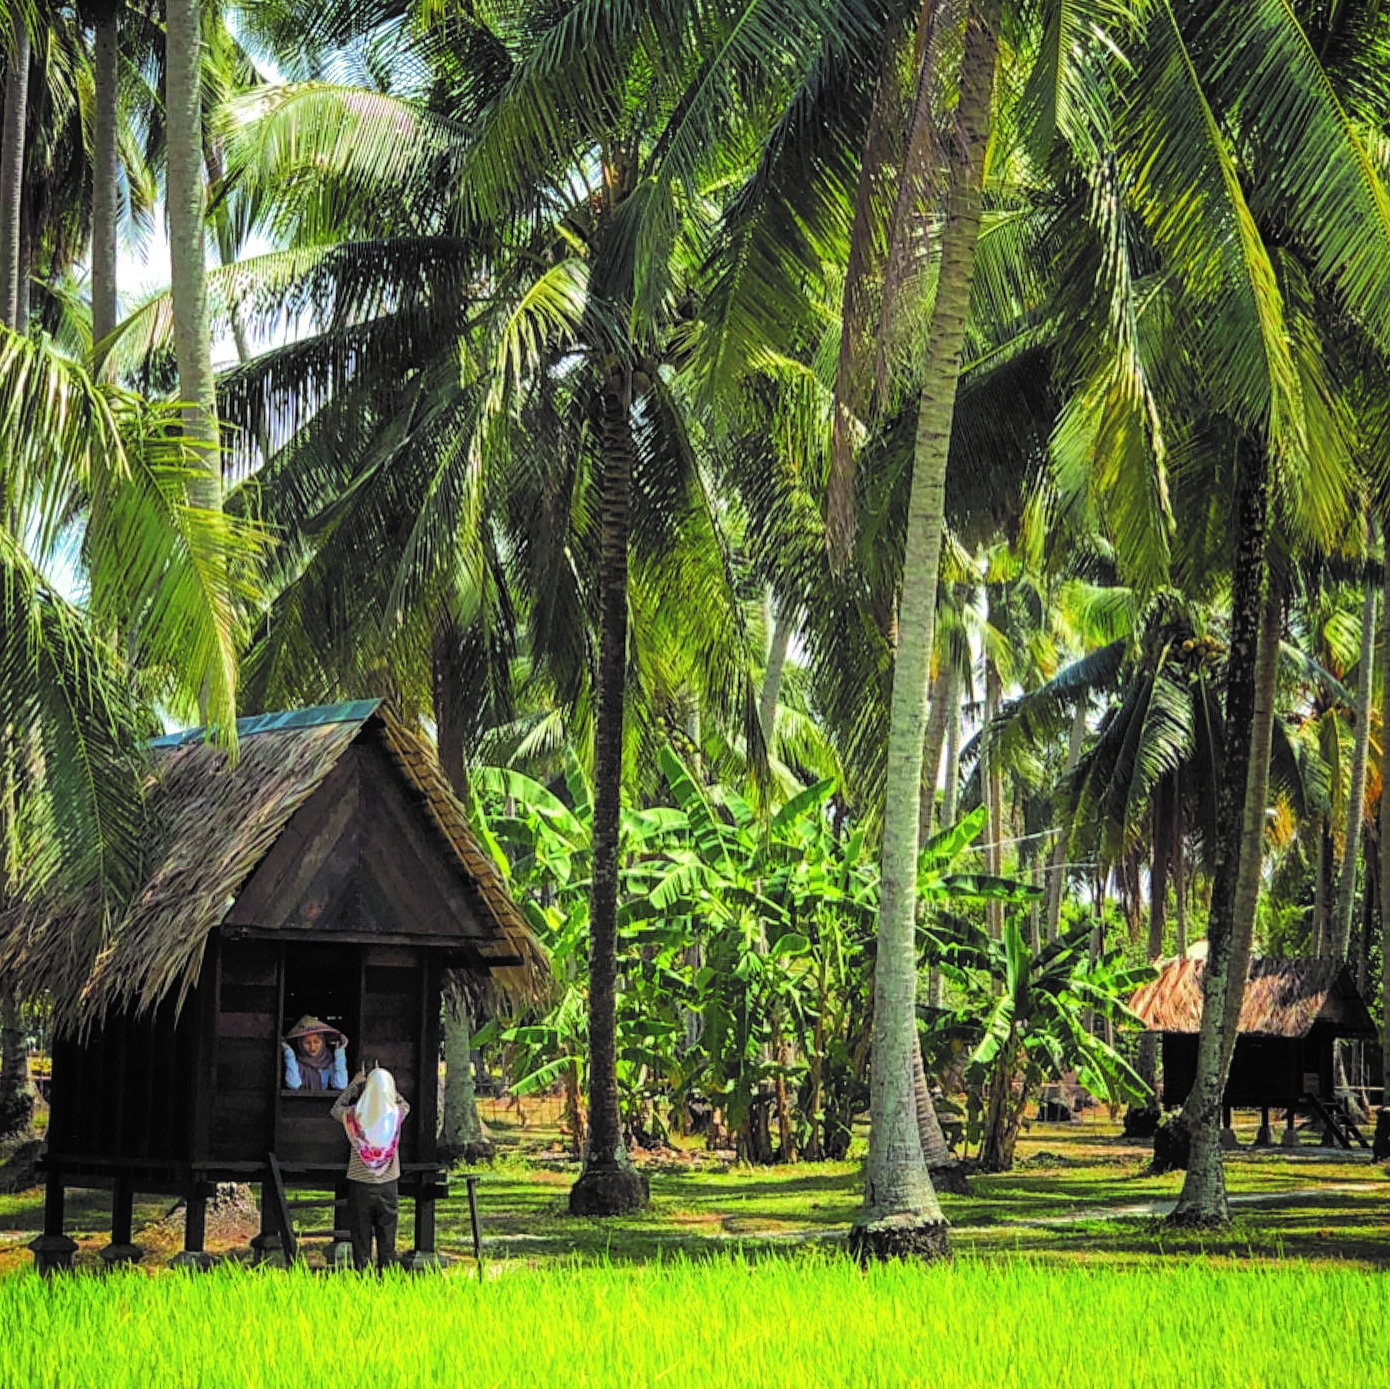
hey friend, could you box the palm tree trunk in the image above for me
[428,629,493,1162]
[0,992,30,1138]
[1137,794,1170,1099]
[1044,702,1087,941]
[166,0,220,503]
[984,655,1004,938]
[1333,570,1377,959]
[759,598,791,745]
[90,2,120,354]
[1314,818,1331,954]
[909,1036,949,1165]
[568,371,648,1216]
[852,0,999,1262]
[1380,531,1390,1100]
[0,3,28,331]
[1217,587,1281,1082]
[441,994,492,1162]
[942,679,962,828]
[431,620,468,799]
[1171,442,1270,1225]
[919,659,957,844]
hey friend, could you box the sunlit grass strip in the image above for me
[3,1254,1374,1388]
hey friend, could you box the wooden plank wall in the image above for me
[209,939,278,1162]
[363,947,422,1161]
[49,989,200,1162]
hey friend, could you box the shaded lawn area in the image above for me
[2,1103,1388,1273]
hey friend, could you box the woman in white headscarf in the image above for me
[330,1067,411,1270]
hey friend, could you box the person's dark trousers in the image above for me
[347,1179,399,1270]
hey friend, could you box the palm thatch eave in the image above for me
[0,701,547,1035]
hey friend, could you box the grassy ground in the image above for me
[2,1097,1386,1274]
[3,1102,1387,1385]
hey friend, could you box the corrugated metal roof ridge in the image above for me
[149,699,383,748]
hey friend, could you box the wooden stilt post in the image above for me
[1281,1105,1300,1148]
[170,1180,214,1271]
[250,1181,287,1267]
[404,1175,446,1271]
[328,1176,353,1270]
[1219,1103,1238,1149]
[99,1174,142,1267]
[29,1166,78,1274]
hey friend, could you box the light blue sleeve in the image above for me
[330,1045,348,1090]
[282,1042,302,1089]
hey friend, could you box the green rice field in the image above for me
[2,1255,1380,1388]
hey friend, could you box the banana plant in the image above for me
[924,915,1155,1172]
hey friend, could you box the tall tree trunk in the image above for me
[568,372,649,1216]
[431,621,468,801]
[1137,792,1170,1099]
[1044,702,1087,941]
[852,0,998,1263]
[1357,832,1374,996]
[0,993,30,1138]
[919,659,957,845]
[1171,443,1270,1226]
[983,650,1004,939]
[1216,587,1281,1082]
[440,994,492,1162]
[1333,570,1377,959]
[431,635,492,1164]
[0,3,28,331]
[1379,528,1390,1101]
[759,598,791,746]
[166,0,220,503]
[941,679,962,828]
[1314,819,1331,954]
[90,2,120,354]
[0,741,29,1137]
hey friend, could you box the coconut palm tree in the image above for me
[166,0,219,504]
[0,1,29,330]
[119,0,892,1214]
[0,332,259,1126]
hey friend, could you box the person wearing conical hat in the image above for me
[330,1066,411,1270]
[281,1015,349,1092]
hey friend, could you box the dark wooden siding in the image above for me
[48,989,200,1163]
[1161,1031,1325,1109]
[362,947,425,1163]
[207,939,277,1162]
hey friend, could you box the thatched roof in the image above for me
[0,701,545,1027]
[1130,956,1376,1038]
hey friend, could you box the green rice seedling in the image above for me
[2,1251,1382,1388]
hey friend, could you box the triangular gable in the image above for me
[225,739,495,950]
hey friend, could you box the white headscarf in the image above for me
[357,1068,403,1151]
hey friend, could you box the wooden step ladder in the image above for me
[1303,1095,1370,1149]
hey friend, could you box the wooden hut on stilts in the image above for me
[1130,956,1377,1148]
[0,701,544,1272]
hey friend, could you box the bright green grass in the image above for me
[2,1255,1379,1388]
